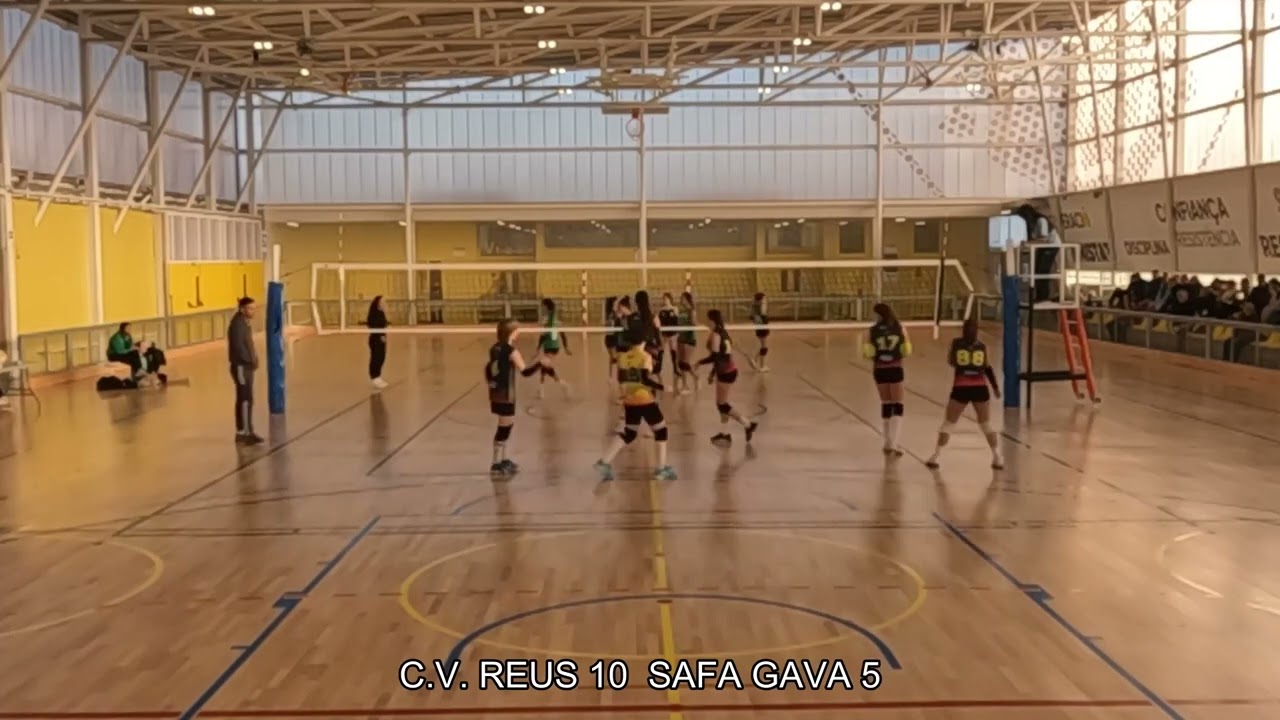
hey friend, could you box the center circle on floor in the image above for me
[399,529,924,660]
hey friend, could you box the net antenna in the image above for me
[301,258,975,337]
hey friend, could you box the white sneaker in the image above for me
[371,377,388,389]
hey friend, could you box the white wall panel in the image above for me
[409,151,633,203]
[2,9,79,101]
[882,147,1048,199]
[647,149,872,202]
[1263,94,1280,163]
[261,152,404,204]
[96,118,146,187]
[1181,104,1246,173]
[90,42,146,122]
[155,70,204,137]
[8,94,82,176]
[217,149,239,202]
[276,107,402,150]
[163,137,203,197]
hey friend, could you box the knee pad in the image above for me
[621,426,639,443]
[716,402,732,416]
[979,422,995,436]
[881,403,894,419]
[939,422,957,435]
[494,424,513,442]
[892,403,904,416]
[544,367,558,379]
[654,426,669,442]
[759,347,769,356]
[678,361,693,373]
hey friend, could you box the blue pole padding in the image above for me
[1001,274,1021,409]
[267,281,285,414]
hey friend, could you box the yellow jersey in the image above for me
[617,346,655,406]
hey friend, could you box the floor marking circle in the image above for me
[399,529,925,659]
[0,535,164,639]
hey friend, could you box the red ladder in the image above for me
[1057,306,1099,403]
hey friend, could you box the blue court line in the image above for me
[444,592,901,670]
[177,516,381,720]
[932,512,1183,720]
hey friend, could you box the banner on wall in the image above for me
[1254,163,1280,275]
[1168,168,1253,274]
[1108,180,1175,272]
[1057,191,1114,270]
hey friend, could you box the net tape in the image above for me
[302,259,975,336]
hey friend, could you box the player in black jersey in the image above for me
[698,309,758,445]
[632,291,665,393]
[863,303,911,456]
[749,292,770,372]
[925,319,1004,470]
[485,319,544,476]
[658,292,680,386]
[674,292,698,394]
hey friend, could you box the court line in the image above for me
[933,512,1184,720]
[443,593,901,670]
[1156,530,1280,618]
[0,536,164,639]
[647,478,683,720]
[795,374,929,465]
[401,530,921,660]
[176,516,380,720]
[366,383,480,475]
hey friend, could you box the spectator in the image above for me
[1224,301,1261,363]
[107,322,168,385]
[1249,274,1270,316]
[228,297,263,445]
[1105,284,1132,343]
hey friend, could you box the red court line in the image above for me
[7,698,1278,719]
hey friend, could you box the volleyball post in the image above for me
[267,280,286,414]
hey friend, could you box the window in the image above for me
[478,221,536,257]
[544,221,637,248]
[649,220,754,247]
[913,220,942,254]
[766,220,820,252]
[838,220,867,254]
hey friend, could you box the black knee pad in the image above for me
[621,426,638,443]
[654,426,669,442]
[881,403,893,419]
[494,424,513,442]
[892,403,904,416]
[544,367,558,379]
[759,347,769,356]
[678,361,693,373]
[716,402,732,416]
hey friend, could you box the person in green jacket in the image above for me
[107,322,168,384]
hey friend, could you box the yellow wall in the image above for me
[12,199,92,334]
[100,208,159,323]
[167,261,263,315]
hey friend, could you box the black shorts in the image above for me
[623,403,665,426]
[755,329,770,339]
[949,385,991,404]
[604,335,617,350]
[873,366,904,385]
[490,401,516,417]
[541,347,560,356]
[717,370,738,385]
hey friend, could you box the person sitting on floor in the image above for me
[107,322,167,385]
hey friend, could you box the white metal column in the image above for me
[80,25,104,325]
[637,112,648,287]
[402,104,416,324]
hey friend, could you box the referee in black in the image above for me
[228,296,263,445]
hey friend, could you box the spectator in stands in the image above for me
[1127,273,1152,310]
[1224,301,1261,363]
[1104,284,1131,343]
[1249,274,1270,316]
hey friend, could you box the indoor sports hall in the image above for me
[2,1,1280,719]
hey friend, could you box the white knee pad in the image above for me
[939,422,958,435]
[979,422,996,436]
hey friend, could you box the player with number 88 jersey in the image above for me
[925,319,1004,470]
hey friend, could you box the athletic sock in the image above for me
[728,408,750,426]
[492,442,505,464]
[601,434,627,463]
[887,416,902,448]
[657,441,668,468]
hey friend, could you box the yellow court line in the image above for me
[0,535,164,639]
[648,479,682,720]
[399,528,927,659]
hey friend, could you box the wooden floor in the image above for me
[2,327,1280,720]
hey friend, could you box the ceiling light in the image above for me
[915,220,926,226]
[299,67,311,77]
[757,86,770,94]
[793,37,812,46]
[704,218,711,224]
[839,220,849,226]
[524,4,535,12]
[535,5,546,13]
[285,221,299,228]
[821,1,831,9]
[832,1,843,8]
[188,5,215,16]
[550,67,566,74]
[398,220,407,227]
[496,220,506,226]
[537,39,558,49]
[253,41,273,51]
[894,217,906,223]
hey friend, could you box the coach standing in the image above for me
[229,297,263,445]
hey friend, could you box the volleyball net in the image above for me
[291,259,976,336]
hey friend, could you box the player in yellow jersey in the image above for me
[593,325,676,481]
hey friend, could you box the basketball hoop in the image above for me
[624,108,644,141]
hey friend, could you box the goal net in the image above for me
[295,259,975,336]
